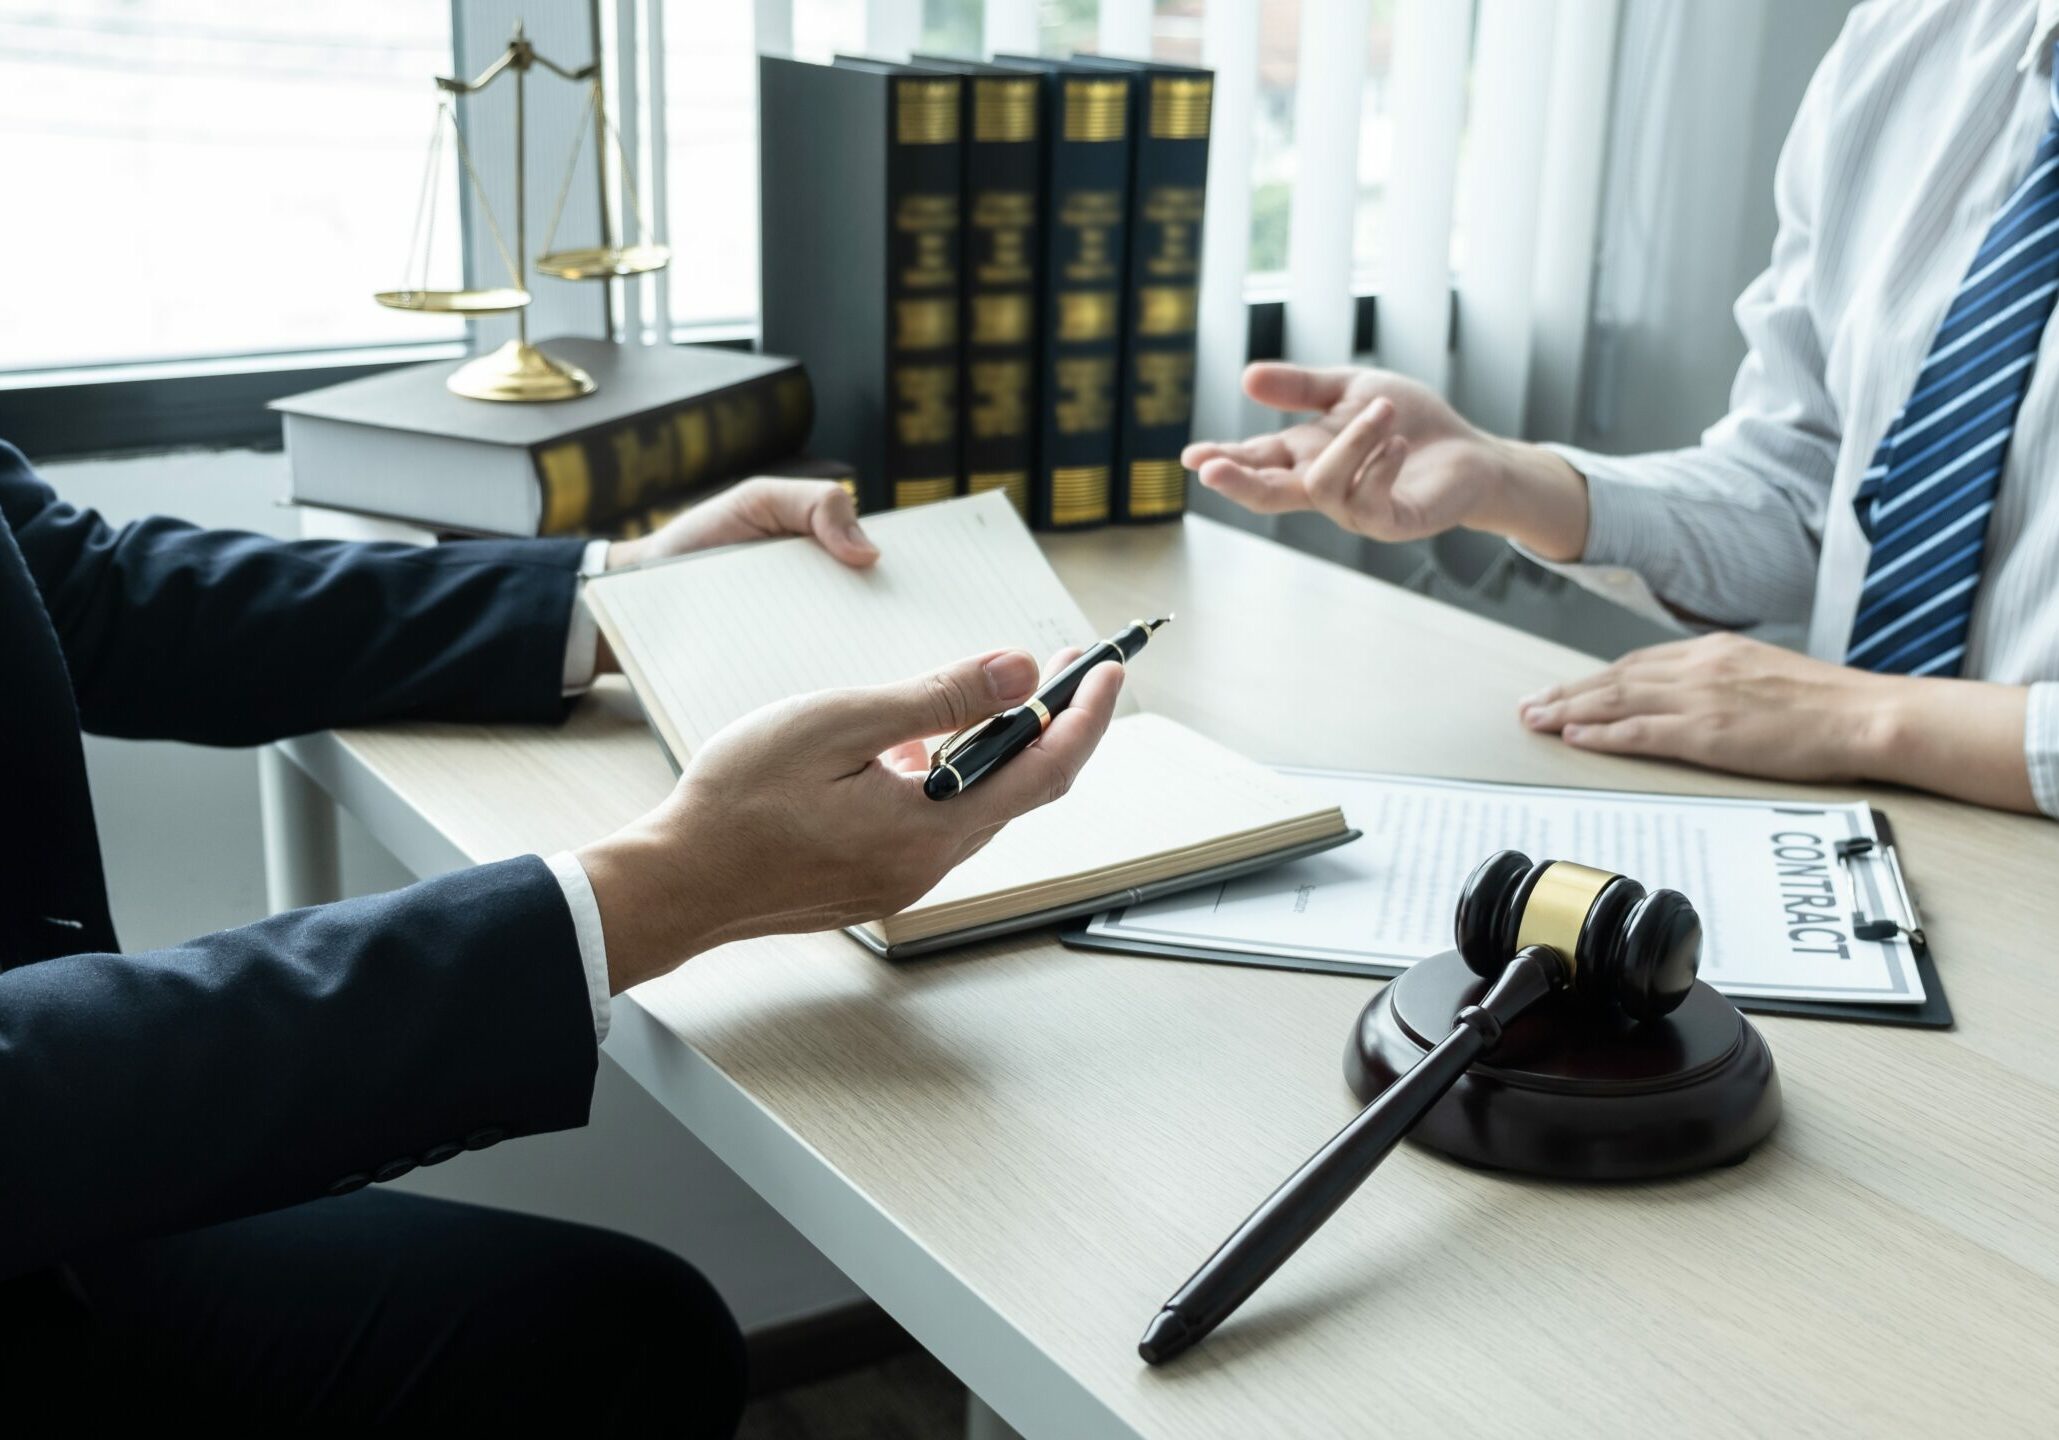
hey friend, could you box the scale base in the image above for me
[446,339,596,403]
[1346,950,1781,1181]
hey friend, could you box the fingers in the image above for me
[1516,637,1713,709]
[961,659,1125,824]
[825,648,1041,760]
[1520,679,1682,734]
[1242,362,1357,414]
[1303,399,1397,525]
[1556,714,1695,759]
[737,477,876,566]
[801,482,878,567]
[1181,433,1293,471]
[1194,457,1312,515]
[1042,644,1085,678]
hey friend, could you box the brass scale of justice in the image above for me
[376,22,666,402]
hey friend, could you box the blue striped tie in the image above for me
[1847,50,2059,677]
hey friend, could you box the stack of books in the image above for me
[272,337,834,542]
[759,51,1213,530]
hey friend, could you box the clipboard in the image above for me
[1060,806,1952,1030]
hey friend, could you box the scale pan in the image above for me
[374,287,532,315]
[533,243,671,280]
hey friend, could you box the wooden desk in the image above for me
[273,516,2059,1438]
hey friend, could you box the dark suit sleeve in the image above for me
[0,856,599,1281]
[0,441,588,744]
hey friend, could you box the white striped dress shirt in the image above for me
[1545,0,2059,817]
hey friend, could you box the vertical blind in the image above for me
[624,0,1624,445]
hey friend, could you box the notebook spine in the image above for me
[886,74,966,510]
[528,367,814,535]
[1112,71,1211,524]
[958,74,1044,520]
[1031,72,1130,530]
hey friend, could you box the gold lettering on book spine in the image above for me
[971,293,1032,346]
[894,365,956,446]
[969,470,1029,515]
[1127,459,1187,517]
[969,359,1031,439]
[894,476,957,508]
[1053,356,1114,434]
[974,78,1037,142]
[1056,290,1118,342]
[1134,352,1195,427]
[897,79,960,144]
[1049,464,1110,525]
[1149,77,1212,139]
[536,442,592,536]
[1136,285,1198,337]
[1063,79,1127,142]
[672,407,712,483]
[610,422,679,508]
[896,298,958,351]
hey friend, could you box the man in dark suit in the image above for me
[0,439,1121,1428]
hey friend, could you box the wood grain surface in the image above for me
[332,516,2059,1438]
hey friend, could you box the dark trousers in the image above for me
[1,1189,746,1431]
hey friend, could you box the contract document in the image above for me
[1085,770,1926,1005]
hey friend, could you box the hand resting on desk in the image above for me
[576,646,1124,991]
[1185,361,2044,816]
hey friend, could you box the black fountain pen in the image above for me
[924,617,1171,800]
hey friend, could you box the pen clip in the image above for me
[929,716,999,772]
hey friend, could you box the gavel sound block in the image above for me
[1345,853,1782,1181]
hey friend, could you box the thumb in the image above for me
[823,649,1041,761]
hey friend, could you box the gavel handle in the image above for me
[1138,948,1564,1364]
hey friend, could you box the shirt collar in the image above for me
[2021,0,2059,71]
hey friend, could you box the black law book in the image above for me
[274,338,812,536]
[994,55,1133,530]
[760,56,964,512]
[911,55,1046,520]
[1072,55,1213,524]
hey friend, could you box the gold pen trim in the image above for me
[1024,697,1051,730]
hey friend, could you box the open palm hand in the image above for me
[1182,363,1509,543]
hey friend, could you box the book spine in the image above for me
[1032,73,1131,530]
[528,366,814,535]
[886,75,965,509]
[1112,71,1211,524]
[959,74,1043,520]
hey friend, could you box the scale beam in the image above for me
[380,19,662,401]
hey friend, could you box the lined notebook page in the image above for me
[585,492,1124,758]
[902,713,1338,920]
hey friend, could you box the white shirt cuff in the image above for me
[544,849,612,1042]
[1508,538,1686,632]
[561,538,613,696]
[2026,683,2059,820]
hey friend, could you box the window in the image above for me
[0,0,462,374]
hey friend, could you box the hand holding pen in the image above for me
[926,618,1171,800]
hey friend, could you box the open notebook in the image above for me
[583,490,1354,956]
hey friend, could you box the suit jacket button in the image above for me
[327,1173,370,1196]
[422,1142,463,1166]
[373,1157,417,1183]
[463,1127,505,1151]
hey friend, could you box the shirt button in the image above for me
[463,1127,505,1151]
[422,1142,463,1166]
[327,1172,370,1197]
[373,1157,418,1183]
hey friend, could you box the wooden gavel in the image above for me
[1138,850,1704,1365]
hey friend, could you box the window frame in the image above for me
[0,293,1392,462]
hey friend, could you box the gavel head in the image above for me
[1454,850,1701,1021]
